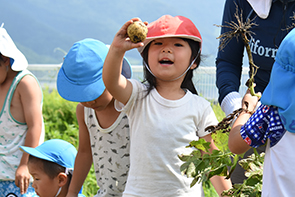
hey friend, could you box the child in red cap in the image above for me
[103,15,232,196]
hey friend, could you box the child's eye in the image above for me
[174,43,183,47]
[32,177,39,181]
[154,42,162,45]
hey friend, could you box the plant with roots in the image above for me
[216,4,260,99]
[180,5,295,197]
[205,3,260,134]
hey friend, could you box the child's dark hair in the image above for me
[141,38,201,95]
[28,155,72,182]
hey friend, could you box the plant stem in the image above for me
[241,33,261,98]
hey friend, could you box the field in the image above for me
[43,89,225,196]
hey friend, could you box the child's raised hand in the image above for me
[111,18,147,53]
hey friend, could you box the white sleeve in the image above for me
[220,91,242,116]
[114,79,141,115]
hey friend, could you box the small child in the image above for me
[0,24,44,196]
[20,139,84,197]
[228,28,295,196]
[103,15,231,196]
[56,38,132,197]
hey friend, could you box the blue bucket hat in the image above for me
[57,38,132,102]
[20,139,77,169]
[261,28,295,133]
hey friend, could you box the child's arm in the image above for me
[103,18,145,105]
[16,75,43,194]
[66,104,93,197]
[200,134,232,196]
[228,88,261,154]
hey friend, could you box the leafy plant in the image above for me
[179,129,264,197]
[179,138,231,188]
[222,151,263,197]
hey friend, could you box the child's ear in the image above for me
[57,172,68,187]
[1,55,10,66]
[190,62,198,70]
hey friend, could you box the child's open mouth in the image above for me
[159,59,173,65]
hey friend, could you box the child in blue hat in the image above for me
[229,28,295,197]
[56,38,132,197]
[20,139,84,197]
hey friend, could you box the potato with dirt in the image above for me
[127,21,148,43]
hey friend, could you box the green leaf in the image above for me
[178,154,192,162]
[190,177,199,187]
[208,165,228,179]
[227,154,240,179]
[245,176,261,186]
[188,139,211,153]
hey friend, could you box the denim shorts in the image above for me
[0,180,37,197]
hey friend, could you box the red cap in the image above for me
[138,15,202,54]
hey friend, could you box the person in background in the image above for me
[20,139,84,197]
[215,0,295,184]
[0,24,45,196]
[103,15,232,196]
[56,38,132,197]
[228,28,295,197]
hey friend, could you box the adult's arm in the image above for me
[216,0,252,115]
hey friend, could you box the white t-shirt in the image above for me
[262,131,295,197]
[115,79,218,197]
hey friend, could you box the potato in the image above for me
[127,21,148,43]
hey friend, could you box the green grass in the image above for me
[43,89,226,196]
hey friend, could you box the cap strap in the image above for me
[65,168,73,175]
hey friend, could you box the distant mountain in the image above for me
[1,0,225,65]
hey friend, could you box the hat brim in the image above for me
[9,49,28,71]
[20,146,53,162]
[57,57,132,103]
[57,67,106,102]
[0,27,28,71]
[137,35,202,54]
[20,139,77,168]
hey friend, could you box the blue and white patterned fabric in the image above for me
[0,180,38,197]
[240,104,286,148]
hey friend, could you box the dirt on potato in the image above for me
[127,21,148,43]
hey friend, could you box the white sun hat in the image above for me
[0,23,28,71]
